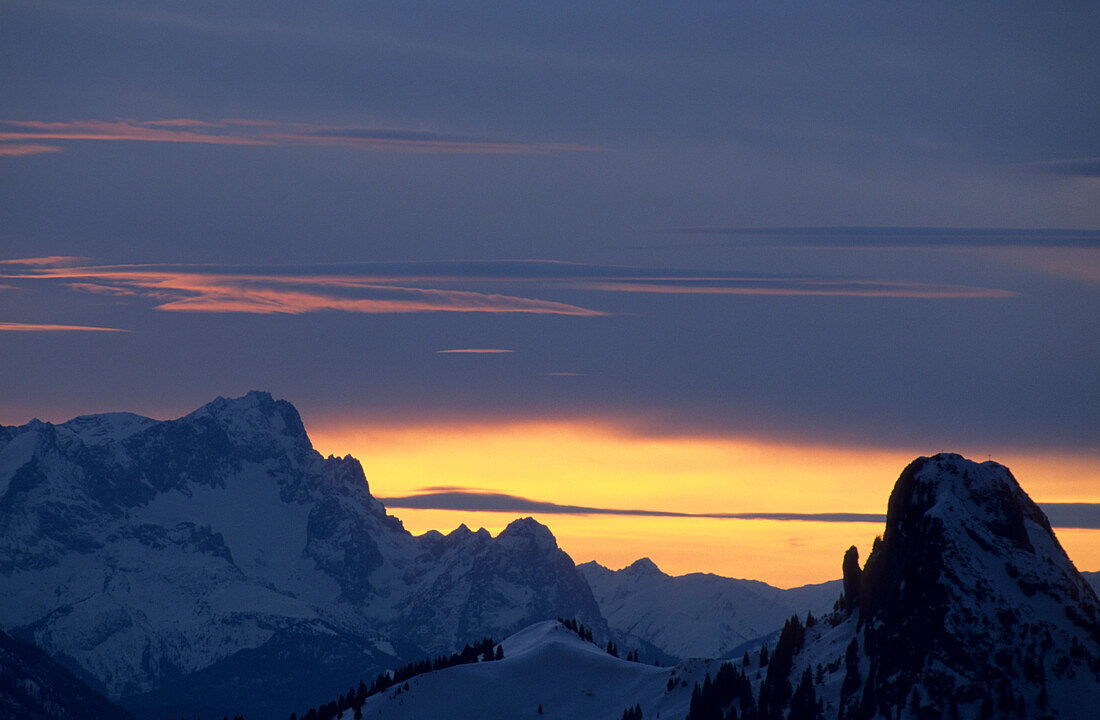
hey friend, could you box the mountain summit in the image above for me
[834,453,1100,718]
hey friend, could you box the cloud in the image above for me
[379,489,886,523]
[663,226,1100,249]
[0,143,63,156]
[0,321,128,332]
[0,118,604,155]
[0,256,87,266]
[1,259,1017,325]
[574,279,1015,299]
[2,265,607,317]
[1017,157,1100,178]
[379,489,1100,529]
[436,348,515,354]
[1040,503,1100,530]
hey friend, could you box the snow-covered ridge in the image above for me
[358,620,697,720]
[580,557,841,660]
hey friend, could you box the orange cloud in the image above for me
[1,260,1017,325]
[0,321,127,332]
[0,119,273,146]
[5,266,607,317]
[0,118,604,155]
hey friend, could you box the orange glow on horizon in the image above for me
[309,418,1100,587]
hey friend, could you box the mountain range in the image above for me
[1,392,845,719]
[580,559,840,661]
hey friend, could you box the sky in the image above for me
[1,1,1097,586]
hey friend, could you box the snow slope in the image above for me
[357,620,701,720]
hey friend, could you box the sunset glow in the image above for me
[3,4,1098,716]
[309,419,1100,586]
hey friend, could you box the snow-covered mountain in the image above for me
[343,454,1100,720]
[0,392,605,719]
[580,557,841,660]
[702,452,1100,720]
[0,628,136,720]
[822,453,1100,719]
[356,620,701,720]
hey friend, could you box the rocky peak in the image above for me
[497,516,558,552]
[183,390,311,452]
[623,557,664,577]
[858,453,1075,619]
[840,453,1100,719]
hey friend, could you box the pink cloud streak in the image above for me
[0,118,604,155]
[0,256,88,266]
[5,266,607,317]
[572,280,1016,299]
[0,143,63,156]
[0,321,128,332]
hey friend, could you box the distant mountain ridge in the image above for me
[580,558,841,660]
[0,391,606,719]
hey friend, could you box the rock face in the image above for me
[832,454,1100,719]
[579,558,841,661]
[0,392,605,719]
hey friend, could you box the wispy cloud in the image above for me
[0,256,88,266]
[663,226,1100,249]
[0,118,604,155]
[0,321,128,332]
[379,488,1100,528]
[436,348,515,354]
[574,279,1015,299]
[0,259,1017,326]
[2,263,607,317]
[0,143,63,157]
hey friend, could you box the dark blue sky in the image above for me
[1,0,1098,456]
